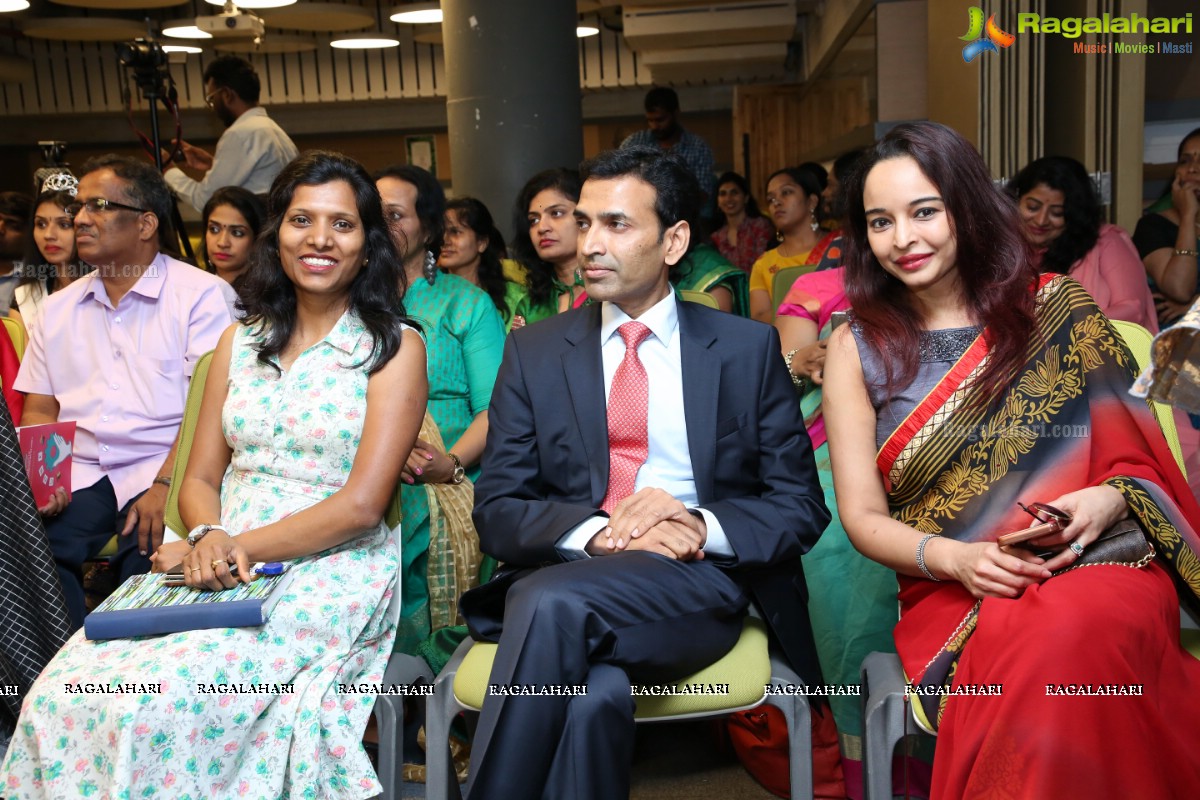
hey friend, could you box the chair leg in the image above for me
[427,662,469,799]
[372,694,402,800]
[370,654,435,800]
[860,651,910,800]
[764,680,814,800]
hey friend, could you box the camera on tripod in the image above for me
[117,39,168,77]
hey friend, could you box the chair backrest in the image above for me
[1112,319,1186,475]
[163,351,215,539]
[771,265,811,314]
[2,316,26,360]
[679,288,720,309]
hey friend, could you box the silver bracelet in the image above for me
[916,533,941,581]
[782,348,806,390]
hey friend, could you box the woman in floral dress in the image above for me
[1,151,427,799]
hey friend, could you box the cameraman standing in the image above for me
[164,55,297,212]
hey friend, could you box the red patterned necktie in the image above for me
[600,322,653,514]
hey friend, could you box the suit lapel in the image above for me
[678,302,720,504]
[562,306,609,504]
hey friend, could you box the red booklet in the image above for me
[18,421,76,508]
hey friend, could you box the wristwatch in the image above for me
[187,523,229,547]
[447,453,466,485]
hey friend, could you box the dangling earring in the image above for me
[573,267,583,286]
[811,217,820,233]
[775,230,783,243]
[423,250,438,285]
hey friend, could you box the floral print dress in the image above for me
[2,312,403,800]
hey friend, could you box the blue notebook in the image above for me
[83,569,296,640]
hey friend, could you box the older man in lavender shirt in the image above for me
[15,155,234,629]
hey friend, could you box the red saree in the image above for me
[878,275,1200,798]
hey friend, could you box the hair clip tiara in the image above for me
[41,172,78,196]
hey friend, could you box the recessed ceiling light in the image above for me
[0,1,30,13]
[330,33,401,50]
[576,26,599,38]
[162,44,203,54]
[390,3,442,25]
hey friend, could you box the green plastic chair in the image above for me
[679,288,720,309]
[2,316,26,361]
[771,265,815,316]
[162,352,215,538]
[425,615,814,799]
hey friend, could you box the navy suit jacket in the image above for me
[462,299,831,686]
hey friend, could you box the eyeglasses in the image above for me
[204,88,223,108]
[65,198,148,217]
[1017,501,1072,528]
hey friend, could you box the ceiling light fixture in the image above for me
[204,0,296,8]
[390,3,441,25]
[0,1,29,12]
[330,32,401,49]
[576,25,599,38]
[162,44,204,54]
[162,20,214,40]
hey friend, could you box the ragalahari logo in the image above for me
[960,7,1016,62]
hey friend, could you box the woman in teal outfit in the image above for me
[441,196,528,331]
[509,168,587,325]
[375,165,505,672]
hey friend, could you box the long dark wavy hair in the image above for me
[511,167,582,307]
[237,151,416,375]
[1006,156,1100,275]
[843,122,1037,405]
[445,196,510,322]
[20,189,91,297]
[199,186,267,274]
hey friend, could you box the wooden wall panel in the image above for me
[733,78,870,189]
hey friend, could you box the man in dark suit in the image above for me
[460,147,829,800]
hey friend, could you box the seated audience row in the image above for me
[2,119,1199,800]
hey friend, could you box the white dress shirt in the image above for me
[556,292,733,558]
[164,107,298,212]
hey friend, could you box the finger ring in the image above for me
[1069,541,1084,556]
[191,567,202,573]
[211,559,225,570]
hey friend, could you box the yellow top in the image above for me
[748,247,813,295]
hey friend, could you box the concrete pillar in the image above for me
[442,0,583,229]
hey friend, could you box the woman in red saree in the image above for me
[824,122,1200,799]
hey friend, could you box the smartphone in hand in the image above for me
[997,519,1063,547]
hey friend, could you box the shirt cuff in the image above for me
[555,515,608,560]
[695,508,734,558]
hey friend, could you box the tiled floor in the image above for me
[397,720,774,799]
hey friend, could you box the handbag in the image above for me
[1036,518,1155,575]
[727,703,846,799]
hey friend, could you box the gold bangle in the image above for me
[1175,248,1199,257]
